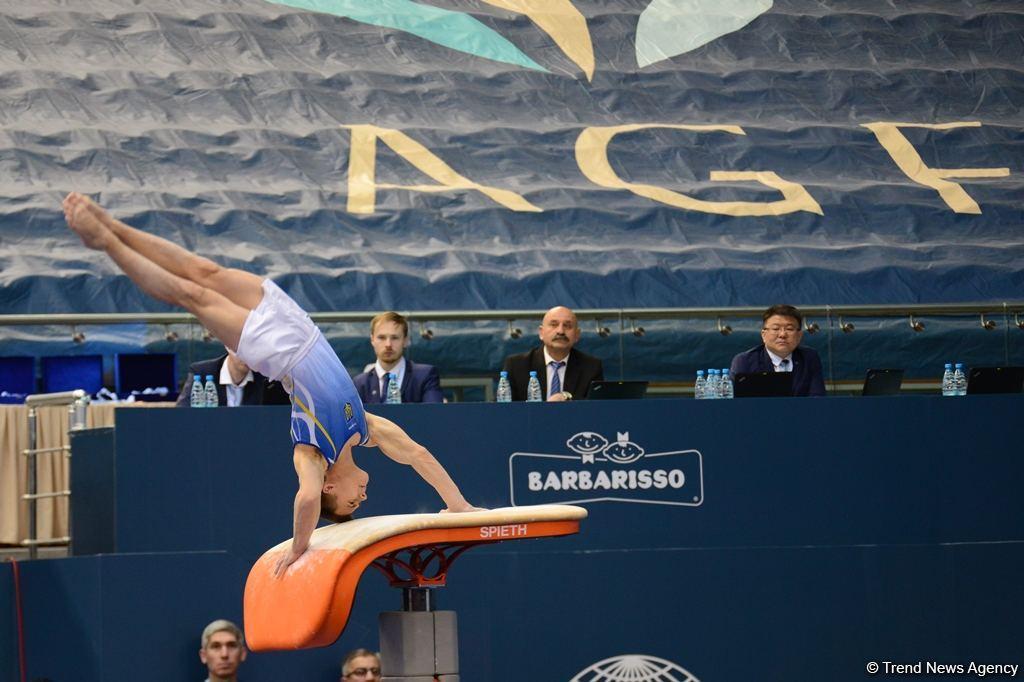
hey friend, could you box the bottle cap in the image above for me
[206,375,214,381]
[944,363,952,369]
[529,370,537,377]
[955,362,963,369]
[195,374,203,381]
[500,371,508,378]
[722,369,729,375]
[696,370,704,376]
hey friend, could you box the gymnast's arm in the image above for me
[274,444,327,577]
[364,413,481,513]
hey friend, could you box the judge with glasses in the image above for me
[729,304,826,397]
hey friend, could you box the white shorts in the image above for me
[235,279,319,382]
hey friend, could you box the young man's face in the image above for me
[199,630,246,680]
[325,468,370,514]
[761,314,803,358]
[370,321,408,366]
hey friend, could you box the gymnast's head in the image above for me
[321,465,369,523]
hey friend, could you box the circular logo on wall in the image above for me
[571,654,700,682]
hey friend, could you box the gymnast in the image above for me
[61,193,481,577]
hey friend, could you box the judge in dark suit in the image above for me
[502,306,604,401]
[729,304,826,397]
[175,347,291,407]
[352,312,444,404]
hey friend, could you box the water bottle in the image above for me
[203,374,219,407]
[941,363,954,397]
[385,372,402,404]
[527,371,543,402]
[706,369,720,399]
[953,362,967,396]
[720,368,734,399]
[189,373,205,408]
[694,370,706,399]
[496,371,512,403]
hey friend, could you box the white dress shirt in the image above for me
[219,360,254,407]
[766,348,793,372]
[374,356,407,397]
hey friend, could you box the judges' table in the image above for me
[4,395,1023,682]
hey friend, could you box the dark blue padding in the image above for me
[114,352,177,396]
[41,355,103,395]
[0,356,34,402]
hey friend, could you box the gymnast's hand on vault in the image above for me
[440,503,487,513]
[272,546,305,578]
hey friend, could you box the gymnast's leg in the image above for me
[70,193,264,311]
[63,192,250,351]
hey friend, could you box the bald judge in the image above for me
[501,306,604,401]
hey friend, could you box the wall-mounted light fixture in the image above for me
[838,317,855,333]
[164,325,179,342]
[630,319,645,337]
[716,317,732,335]
[595,321,611,338]
[980,314,997,330]
[419,323,434,340]
[71,325,85,343]
[507,321,522,339]
[804,320,820,334]
[908,315,925,332]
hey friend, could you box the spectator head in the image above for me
[199,619,246,682]
[370,312,410,369]
[538,306,580,360]
[760,304,804,358]
[341,648,382,681]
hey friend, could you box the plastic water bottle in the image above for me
[694,370,706,399]
[527,371,543,402]
[706,369,720,399]
[720,368,734,399]
[496,371,512,403]
[203,374,219,407]
[385,373,402,404]
[189,374,205,408]
[953,362,967,396]
[941,363,954,397]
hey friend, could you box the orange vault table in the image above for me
[244,504,587,679]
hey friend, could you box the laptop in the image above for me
[966,366,1024,395]
[862,368,904,396]
[733,371,793,398]
[587,380,648,400]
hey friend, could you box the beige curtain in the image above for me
[0,402,174,545]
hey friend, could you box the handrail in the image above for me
[0,301,1022,326]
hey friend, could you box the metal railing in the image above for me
[22,390,90,559]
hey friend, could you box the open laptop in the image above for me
[587,380,648,400]
[862,368,904,396]
[732,371,793,398]
[966,366,1024,395]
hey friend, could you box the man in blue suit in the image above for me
[353,312,444,403]
[729,304,826,397]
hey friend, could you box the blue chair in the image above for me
[0,356,36,403]
[41,355,104,395]
[115,353,178,400]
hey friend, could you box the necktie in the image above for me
[778,358,790,372]
[549,360,565,396]
[380,373,390,403]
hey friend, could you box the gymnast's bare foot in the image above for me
[62,192,112,250]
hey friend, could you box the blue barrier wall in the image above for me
[2,396,1023,680]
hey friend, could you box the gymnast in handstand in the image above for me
[62,193,480,577]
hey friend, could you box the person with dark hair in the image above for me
[352,311,443,403]
[340,648,382,681]
[729,304,826,397]
[62,193,480,579]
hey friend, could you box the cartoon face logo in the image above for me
[566,431,608,455]
[602,432,645,464]
[344,402,354,421]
